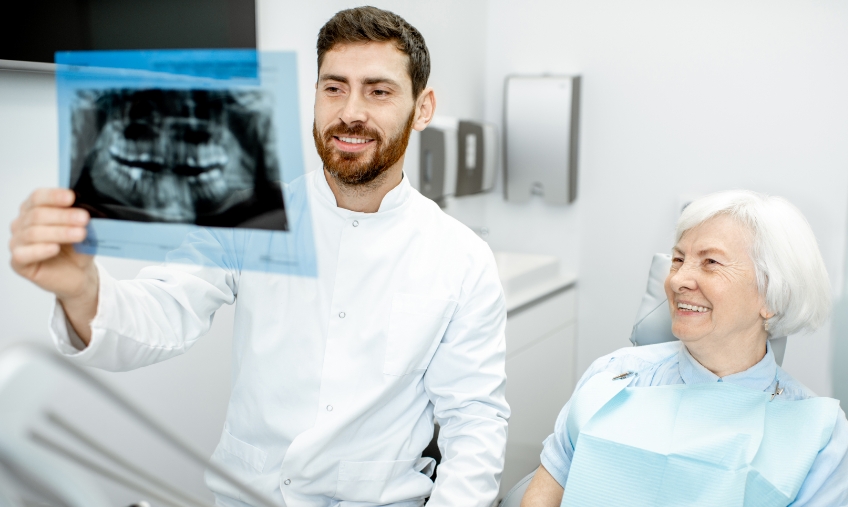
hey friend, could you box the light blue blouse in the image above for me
[541,340,848,506]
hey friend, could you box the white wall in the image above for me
[481,0,848,396]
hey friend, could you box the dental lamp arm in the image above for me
[1,344,282,507]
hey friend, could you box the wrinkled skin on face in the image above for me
[72,89,282,225]
[664,214,772,351]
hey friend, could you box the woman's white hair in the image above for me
[676,190,831,337]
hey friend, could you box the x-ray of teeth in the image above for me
[56,50,317,276]
[70,88,287,230]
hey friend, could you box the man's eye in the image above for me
[705,258,719,265]
[373,89,389,96]
[672,257,684,263]
[325,86,341,93]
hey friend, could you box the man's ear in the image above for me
[412,87,436,132]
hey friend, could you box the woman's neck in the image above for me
[685,328,769,378]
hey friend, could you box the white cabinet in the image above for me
[495,253,577,499]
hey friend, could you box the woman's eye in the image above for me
[705,258,719,265]
[672,257,684,263]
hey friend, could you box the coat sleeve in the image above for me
[422,245,510,507]
[48,228,243,372]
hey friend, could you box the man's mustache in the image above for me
[322,123,383,144]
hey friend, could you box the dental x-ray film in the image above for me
[56,51,317,276]
[71,88,285,228]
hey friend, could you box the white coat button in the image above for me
[326,405,333,411]
[352,220,359,227]
[339,312,345,318]
[284,479,291,485]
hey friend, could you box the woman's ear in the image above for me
[760,307,775,320]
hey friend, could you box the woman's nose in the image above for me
[668,262,698,293]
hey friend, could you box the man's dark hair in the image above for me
[317,6,430,99]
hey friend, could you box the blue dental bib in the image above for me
[561,372,839,507]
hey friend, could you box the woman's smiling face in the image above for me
[665,214,771,346]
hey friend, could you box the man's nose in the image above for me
[339,92,368,124]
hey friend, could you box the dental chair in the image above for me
[497,253,788,507]
[0,344,284,507]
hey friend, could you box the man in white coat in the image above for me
[8,6,509,507]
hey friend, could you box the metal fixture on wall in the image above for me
[504,75,581,205]
[418,117,458,205]
[455,121,498,197]
[414,117,498,205]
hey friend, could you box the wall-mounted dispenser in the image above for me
[504,75,581,204]
[405,117,498,204]
[417,116,458,205]
[454,121,498,197]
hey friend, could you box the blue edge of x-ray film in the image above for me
[55,50,317,277]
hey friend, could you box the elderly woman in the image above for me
[522,191,848,507]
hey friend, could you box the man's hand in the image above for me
[9,188,98,344]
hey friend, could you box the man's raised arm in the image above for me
[9,188,99,344]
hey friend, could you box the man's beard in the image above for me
[313,110,415,186]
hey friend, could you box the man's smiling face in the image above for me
[313,41,418,186]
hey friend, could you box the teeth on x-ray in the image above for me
[69,88,288,230]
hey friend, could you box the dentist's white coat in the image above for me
[49,169,510,507]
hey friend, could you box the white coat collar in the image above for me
[310,168,412,216]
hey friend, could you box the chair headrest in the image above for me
[630,253,787,366]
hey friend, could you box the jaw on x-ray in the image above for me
[70,88,288,230]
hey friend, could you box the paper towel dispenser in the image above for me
[504,75,581,204]
[455,121,498,197]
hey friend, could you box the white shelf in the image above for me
[504,272,577,315]
[493,251,577,314]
